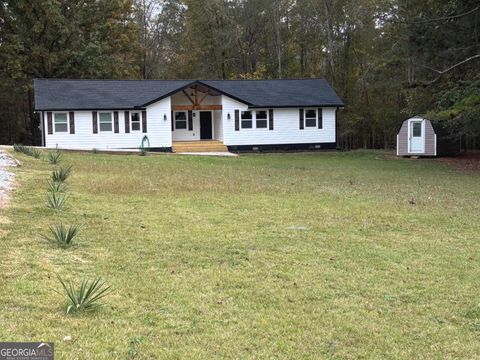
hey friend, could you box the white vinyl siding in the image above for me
[54,113,68,133]
[44,97,172,150]
[43,93,337,150]
[222,96,336,146]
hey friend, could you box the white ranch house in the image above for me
[34,79,344,152]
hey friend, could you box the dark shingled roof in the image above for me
[34,78,344,111]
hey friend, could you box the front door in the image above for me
[200,112,213,140]
[409,120,424,153]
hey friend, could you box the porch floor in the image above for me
[172,140,228,153]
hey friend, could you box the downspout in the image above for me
[41,111,46,147]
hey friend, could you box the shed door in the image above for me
[409,120,424,153]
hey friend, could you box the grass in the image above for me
[0,150,479,359]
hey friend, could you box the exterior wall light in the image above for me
[163,114,167,121]
[227,112,231,120]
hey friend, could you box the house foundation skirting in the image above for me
[227,142,337,153]
[147,147,173,152]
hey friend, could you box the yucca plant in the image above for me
[56,274,112,314]
[13,143,41,158]
[51,165,72,182]
[48,151,61,164]
[47,180,67,193]
[31,148,42,159]
[13,143,27,153]
[42,223,80,248]
[46,191,68,209]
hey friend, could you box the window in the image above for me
[175,111,187,129]
[99,112,113,132]
[305,109,316,127]
[131,112,141,131]
[256,110,268,128]
[412,122,422,137]
[241,111,253,129]
[54,113,68,133]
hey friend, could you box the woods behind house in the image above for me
[1,0,479,149]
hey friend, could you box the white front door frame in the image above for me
[408,118,425,153]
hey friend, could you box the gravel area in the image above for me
[0,150,17,208]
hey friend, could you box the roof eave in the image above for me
[248,104,344,109]
[34,107,146,112]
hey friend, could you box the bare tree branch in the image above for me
[411,6,480,24]
[410,54,480,87]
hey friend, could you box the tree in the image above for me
[0,0,140,144]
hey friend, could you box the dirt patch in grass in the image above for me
[438,152,480,172]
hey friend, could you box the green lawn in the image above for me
[1,150,479,359]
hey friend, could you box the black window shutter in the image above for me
[69,112,75,134]
[299,109,304,130]
[92,111,98,134]
[235,110,240,131]
[142,110,147,133]
[124,111,130,133]
[269,109,274,130]
[47,112,53,134]
[188,110,193,131]
[114,111,119,133]
[318,108,323,129]
[171,111,174,131]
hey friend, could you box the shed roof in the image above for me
[34,78,344,111]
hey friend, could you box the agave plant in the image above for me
[48,151,62,164]
[42,223,80,248]
[51,165,72,182]
[47,180,67,193]
[46,191,68,209]
[56,275,112,314]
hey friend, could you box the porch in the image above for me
[172,140,228,153]
[171,83,224,143]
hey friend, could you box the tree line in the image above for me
[1,0,479,149]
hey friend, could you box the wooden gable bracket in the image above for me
[199,92,209,105]
[182,85,212,107]
[182,90,195,105]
